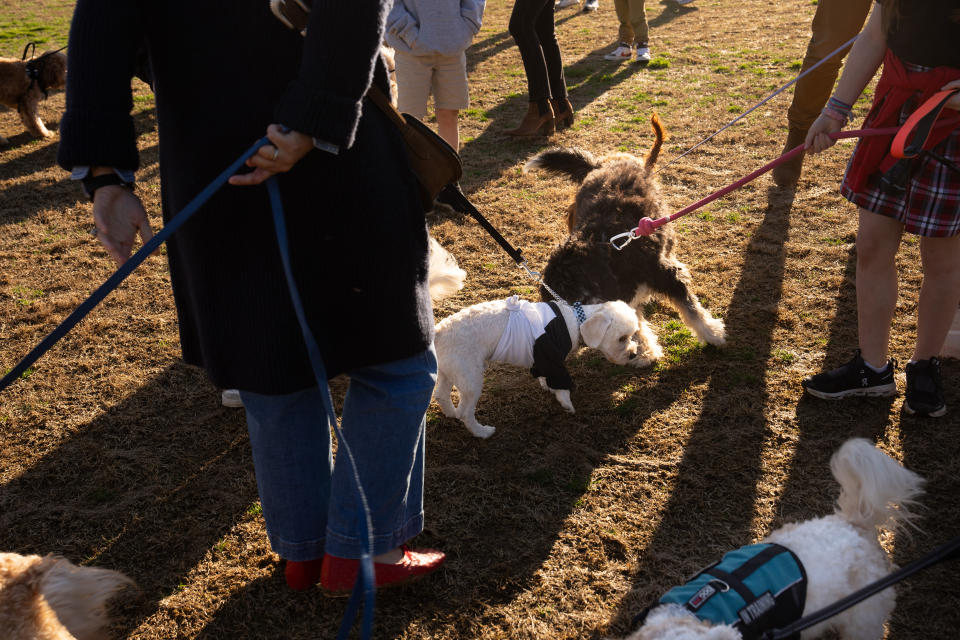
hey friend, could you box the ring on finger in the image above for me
[271,147,280,161]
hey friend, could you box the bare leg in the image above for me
[855,209,903,367]
[914,233,960,360]
[436,108,459,151]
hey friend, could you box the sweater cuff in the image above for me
[274,79,363,150]
[57,109,139,173]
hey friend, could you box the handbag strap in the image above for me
[367,84,408,128]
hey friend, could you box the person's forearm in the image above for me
[832,3,887,105]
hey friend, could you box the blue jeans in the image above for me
[240,346,437,560]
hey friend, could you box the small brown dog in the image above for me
[0,49,67,145]
[0,552,132,640]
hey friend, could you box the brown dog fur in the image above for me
[0,552,132,640]
[0,50,67,145]
[524,114,726,366]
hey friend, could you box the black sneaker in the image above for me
[904,357,946,417]
[802,350,897,399]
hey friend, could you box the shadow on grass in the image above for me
[649,0,699,29]
[457,35,667,195]
[0,108,157,226]
[585,183,796,637]
[0,362,258,637]
[784,245,960,638]
[466,10,584,75]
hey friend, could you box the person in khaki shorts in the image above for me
[386,0,486,151]
[772,0,873,186]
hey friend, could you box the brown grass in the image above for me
[2,1,959,638]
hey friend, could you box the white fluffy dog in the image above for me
[625,438,924,640]
[434,296,642,438]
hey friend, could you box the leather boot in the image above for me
[505,102,555,137]
[772,127,808,186]
[551,97,575,131]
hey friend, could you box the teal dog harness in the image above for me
[637,543,807,640]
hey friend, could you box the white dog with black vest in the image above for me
[624,438,924,640]
[433,295,642,438]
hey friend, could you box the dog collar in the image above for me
[572,301,586,325]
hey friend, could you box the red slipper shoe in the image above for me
[285,558,324,590]
[319,545,445,592]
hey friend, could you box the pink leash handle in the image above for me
[610,127,900,249]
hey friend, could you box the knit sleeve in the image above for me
[56,0,145,172]
[274,0,389,149]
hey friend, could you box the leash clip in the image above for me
[610,229,638,251]
[519,260,541,280]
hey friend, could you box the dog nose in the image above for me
[628,351,637,359]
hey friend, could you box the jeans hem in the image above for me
[268,534,327,562]
[324,511,425,558]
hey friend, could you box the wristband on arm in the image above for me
[81,173,135,201]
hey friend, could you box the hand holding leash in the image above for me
[92,186,155,266]
[805,112,844,155]
[228,123,314,186]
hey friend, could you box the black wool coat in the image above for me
[58,0,433,394]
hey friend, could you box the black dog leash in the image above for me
[760,534,960,640]
[437,183,581,310]
[437,183,525,265]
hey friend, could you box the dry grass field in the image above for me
[1,0,958,638]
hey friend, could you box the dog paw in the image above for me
[701,318,726,346]
[554,389,575,413]
[469,424,496,439]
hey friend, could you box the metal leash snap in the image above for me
[519,260,541,280]
[610,229,637,251]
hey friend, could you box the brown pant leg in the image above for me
[614,0,633,44]
[614,0,647,46]
[786,0,874,132]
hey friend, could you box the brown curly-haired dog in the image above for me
[0,50,67,145]
[0,552,132,640]
[524,114,726,367]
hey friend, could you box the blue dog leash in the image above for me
[0,142,377,640]
[266,178,376,640]
[0,137,268,392]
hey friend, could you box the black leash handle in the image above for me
[761,535,960,640]
[438,183,525,265]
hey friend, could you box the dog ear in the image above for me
[580,312,612,348]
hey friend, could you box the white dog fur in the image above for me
[433,296,642,438]
[624,438,924,640]
[427,235,465,302]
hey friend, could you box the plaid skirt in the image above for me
[841,66,960,237]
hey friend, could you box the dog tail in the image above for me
[428,235,466,302]
[36,556,134,640]
[831,438,924,533]
[644,113,665,173]
[522,147,599,183]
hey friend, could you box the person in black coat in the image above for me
[58,0,445,591]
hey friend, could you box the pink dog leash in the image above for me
[609,127,900,250]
